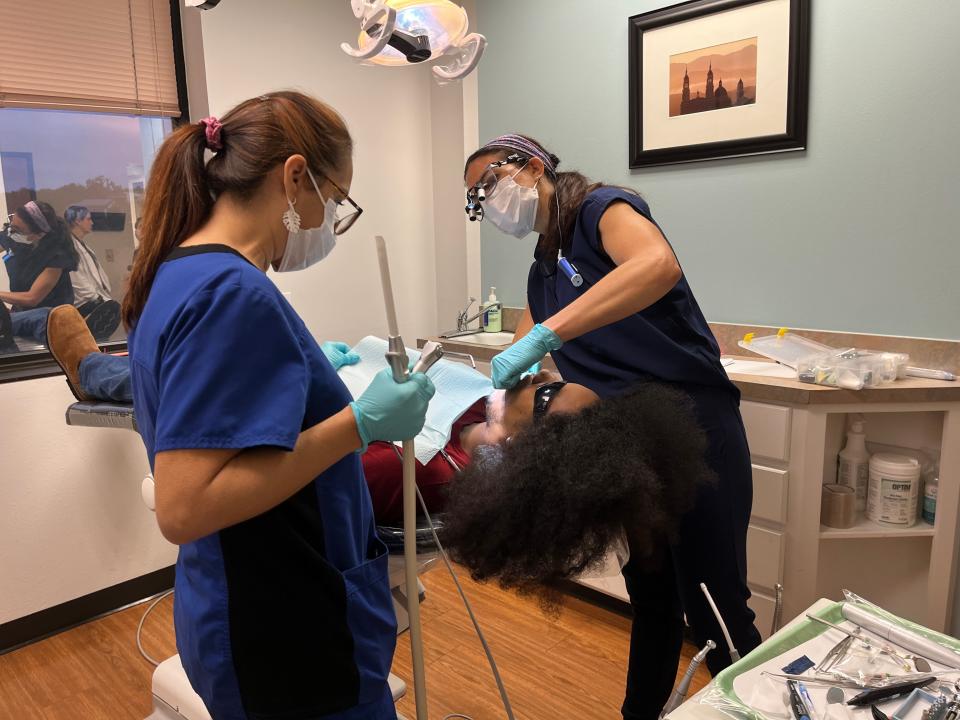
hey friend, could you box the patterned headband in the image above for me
[481,134,557,176]
[22,201,50,234]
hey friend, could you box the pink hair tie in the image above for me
[199,116,223,151]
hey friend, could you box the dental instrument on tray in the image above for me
[806,614,914,670]
[660,639,715,718]
[701,582,741,662]
[788,680,813,720]
[847,677,937,706]
[798,681,821,720]
[841,603,960,670]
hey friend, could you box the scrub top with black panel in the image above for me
[527,186,737,400]
[1,233,77,308]
[129,245,397,720]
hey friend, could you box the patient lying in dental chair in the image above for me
[47,305,600,524]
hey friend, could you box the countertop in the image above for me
[420,336,960,406]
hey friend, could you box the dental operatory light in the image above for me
[342,0,487,82]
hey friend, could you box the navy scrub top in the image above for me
[1,232,77,308]
[527,187,737,400]
[129,245,397,720]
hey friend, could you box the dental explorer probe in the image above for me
[701,583,741,662]
[659,640,716,718]
[376,235,443,720]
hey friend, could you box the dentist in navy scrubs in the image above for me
[463,134,762,720]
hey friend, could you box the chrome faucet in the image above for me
[440,296,503,339]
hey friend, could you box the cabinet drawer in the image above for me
[751,464,788,524]
[741,401,792,461]
[748,591,776,641]
[746,524,784,590]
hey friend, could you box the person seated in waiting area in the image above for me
[45,304,602,523]
[0,201,78,351]
[64,205,121,341]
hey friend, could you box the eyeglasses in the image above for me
[532,381,567,423]
[322,174,363,235]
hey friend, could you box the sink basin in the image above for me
[723,358,797,379]
[441,332,513,347]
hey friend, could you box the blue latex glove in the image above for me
[321,341,360,371]
[524,361,542,376]
[491,324,562,389]
[349,368,436,452]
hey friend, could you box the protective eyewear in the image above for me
[532,381,567,423]
[321,174,363,235]
[465,153,524,222]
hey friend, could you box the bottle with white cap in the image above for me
[838,420,871,512]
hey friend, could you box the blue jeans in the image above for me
[79,353,133,403]
[11,307,51,344]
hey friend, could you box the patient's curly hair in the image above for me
[440,381,715,609]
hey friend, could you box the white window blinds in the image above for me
[0,0,181,117]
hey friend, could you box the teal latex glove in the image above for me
[321,341,360,371]
[524,361,542,376]
[349,368,436,452]
[491,324,562,389]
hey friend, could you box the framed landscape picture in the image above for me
[629,0,810,168]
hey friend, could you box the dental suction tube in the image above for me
[374,236,444,720]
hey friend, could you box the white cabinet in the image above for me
[741,402,792,462]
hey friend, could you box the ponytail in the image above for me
[121,91,352,330]
[122,123,211,330]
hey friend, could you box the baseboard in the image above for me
[0,565,175,655]
[559,579,632,618]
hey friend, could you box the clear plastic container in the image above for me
[796,349,910,390]
[738,329,835,369]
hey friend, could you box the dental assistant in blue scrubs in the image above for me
[464,134,762,720]
[124,91,434,720]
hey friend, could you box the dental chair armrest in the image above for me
[65,401,138,432]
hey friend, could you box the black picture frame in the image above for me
[628,0,810,168]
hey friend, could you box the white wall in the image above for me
[2,0,476,626]
[0,378,176,624]
[200,0,463,345]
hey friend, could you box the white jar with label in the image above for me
[866,453,922,528]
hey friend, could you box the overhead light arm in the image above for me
[433,32,486,82]
[341,1,398,60]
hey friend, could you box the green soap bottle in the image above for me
[482,286,501,333]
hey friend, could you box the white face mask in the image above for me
[275,170,338,273]
[484,168,539,239]
[9,231,32,245]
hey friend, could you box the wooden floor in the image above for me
[0,567,709,720]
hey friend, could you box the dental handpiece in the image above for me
[412,341,444,375]
[659,639,716,718]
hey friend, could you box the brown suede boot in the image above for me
[46,305,100,401]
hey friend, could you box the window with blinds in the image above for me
[0,0,181,117]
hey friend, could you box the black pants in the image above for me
[621,385,762,720]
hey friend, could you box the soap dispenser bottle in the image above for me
[838,419,870,512]
[482,287,502,333]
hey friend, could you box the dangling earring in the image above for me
[282,197,301,233]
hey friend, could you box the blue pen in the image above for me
[787,681,811,720]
